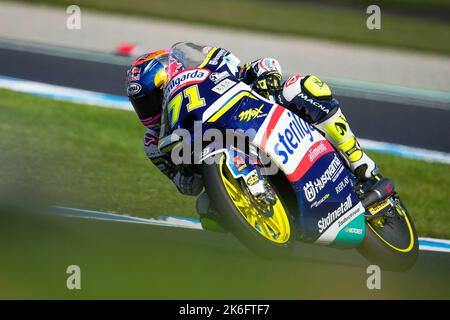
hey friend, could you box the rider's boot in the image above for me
[314,107,379,181]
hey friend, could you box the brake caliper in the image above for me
[226,147,276,210]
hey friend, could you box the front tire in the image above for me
[202,155,295,258]
[357,199,418,271]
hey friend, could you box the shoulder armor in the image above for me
[302,75,332,99]
[282,75,304,102]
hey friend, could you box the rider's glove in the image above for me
[144,129,203,195]
[172,172,203,196]
[240,58,283,99]
[253,71,283,99]
[144,129,177,177]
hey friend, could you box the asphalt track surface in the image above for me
[1,47,449,153]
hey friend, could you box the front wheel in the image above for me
[202,155,295,258]
[357,197,418,271]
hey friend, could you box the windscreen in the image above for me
[168,42,209,74]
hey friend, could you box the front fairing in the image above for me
[160,42,243,139]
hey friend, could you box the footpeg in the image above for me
[360,177,395,208]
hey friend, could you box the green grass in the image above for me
[314,0,450,14]
[0,89,197,218]
[0,89,449,238]
[13,0,450,55]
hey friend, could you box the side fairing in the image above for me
[250,105,365,246]
[292,152,366,246]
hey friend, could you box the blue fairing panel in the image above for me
[291,152,365,245]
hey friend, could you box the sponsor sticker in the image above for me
[335,176,351,195]
[274,112,316,165]
[318,194,352,233]
[284,75,301,88]
[232,154,247,172]
[166,58,183,79]
[258,58,278,73]
[127,83,142,96]
[303,154,344,202]
[129,66,141,81]
[212,79,236,95]
[337,204,362,229]
[310,193,330,209]
[307,141,329,163]
[246,174,259,186]
[165,68,210,98]
[238,104,266,122]
[368,199,391,215]
[209,71,230,84]
[297,92,330,114]
[335,116,348,136]
[209,49,226,65]
[255,108,330,182]
[216,53,241,74]
[345,227,363,235]
[144,132,158,146]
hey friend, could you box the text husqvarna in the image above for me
[303,154,343,202]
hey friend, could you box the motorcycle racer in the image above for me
[126,48,204,196]
[126,44,379,197]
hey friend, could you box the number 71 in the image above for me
[167,85,206,127]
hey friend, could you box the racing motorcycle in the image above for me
[158,42,418,271]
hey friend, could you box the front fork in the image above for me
[224,147,276,207]
[197,146,276,232]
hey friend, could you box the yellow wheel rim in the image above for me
[218,155,291,244]
[368,204,415,253]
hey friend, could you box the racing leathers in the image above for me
[127,47,378,196]
[143,126,203,196]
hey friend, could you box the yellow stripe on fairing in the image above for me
[207,91,256,123]
[198,47,218,68]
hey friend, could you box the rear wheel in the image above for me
[202,154,295,258]
[357,197,418,271]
